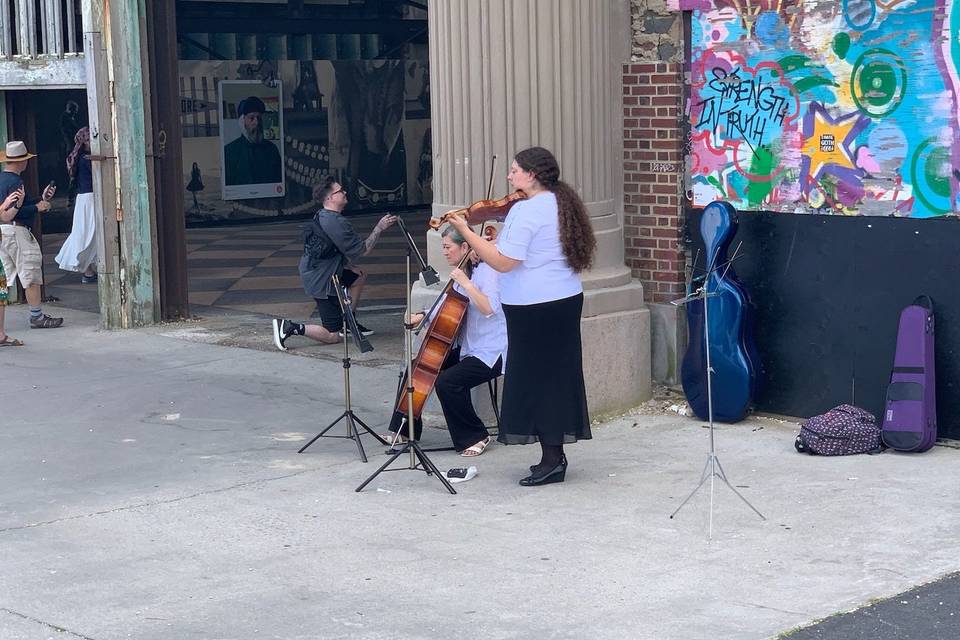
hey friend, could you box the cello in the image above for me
[394,158,526,420]
[680,201,760,423]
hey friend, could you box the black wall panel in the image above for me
[686,210,960,438]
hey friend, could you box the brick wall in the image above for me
[622,62,685,304]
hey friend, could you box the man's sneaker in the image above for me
[272,318,295,351]
[30,314,64,329]
[350,322,375,337]
[81,274,98,284]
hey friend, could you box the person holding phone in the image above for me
[0,189,25,345]
[0,141,63,329]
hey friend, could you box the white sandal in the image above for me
[460,437,491,457]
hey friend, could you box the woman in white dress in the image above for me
[55,127,98,283]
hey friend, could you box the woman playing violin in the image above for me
[447,146,595,486]
[386,225,507,457]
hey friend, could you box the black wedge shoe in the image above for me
[529,454,567,473]
[519,460,567,486]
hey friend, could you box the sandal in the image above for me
[460,437,491,457]
[0,335,24,347]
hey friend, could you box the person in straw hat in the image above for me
[0,140,64,329]
[0,189,26,345]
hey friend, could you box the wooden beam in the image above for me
[177,16,427,37]
[84,27,123,328]
[15,0,32,57]
[145,0,189,320]
[0,1,11,59]
[108,0,160,327]
[67,0,78,54]
[0,91,7,146]
[0,57,87,90]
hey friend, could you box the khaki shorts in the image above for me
[0,246,7,306]
[0,224,44,289]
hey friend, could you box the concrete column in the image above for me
[422,0,651,416]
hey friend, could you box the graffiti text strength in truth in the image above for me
[697,66,789,149]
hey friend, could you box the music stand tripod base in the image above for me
[298,275,388,462]
[297,407,387,463]
[355,438,457,494]
[669,254,764,537]
[356,237,455,493]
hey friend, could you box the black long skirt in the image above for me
[498,293,591,445]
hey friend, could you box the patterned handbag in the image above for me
[794,404,883,456]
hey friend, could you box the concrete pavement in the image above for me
[1,305,959,640]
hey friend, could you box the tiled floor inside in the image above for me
[39,210,431,321]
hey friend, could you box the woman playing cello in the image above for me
[386,225,507,457]
[447,146,595,486]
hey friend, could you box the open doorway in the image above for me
[172,0,431,323]
[5,89,99,313]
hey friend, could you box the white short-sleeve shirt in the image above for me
[453,262,507,371]
[496,191,583,305]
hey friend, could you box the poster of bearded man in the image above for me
[219,80,285,200]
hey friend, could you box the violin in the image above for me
[428,190,526,229]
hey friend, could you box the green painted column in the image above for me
[109,0,160,326]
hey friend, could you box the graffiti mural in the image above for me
[687,0,960,217]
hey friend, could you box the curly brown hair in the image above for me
[514,147,595,272]
[312,175,339,204]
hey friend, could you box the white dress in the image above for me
[55,157,98,273]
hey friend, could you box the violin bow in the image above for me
[474,154,498,238]
[485,154,497,199]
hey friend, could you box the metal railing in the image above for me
[1,0,83,60]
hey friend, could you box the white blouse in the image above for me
[425,262,507,372]
[453,262,508,371]
[496,191,582,305]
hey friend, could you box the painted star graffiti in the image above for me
[800,102,870,198]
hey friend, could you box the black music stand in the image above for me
[669,244,765,537]
[298,274,388,462]
[356,226,456,494]
[396,215,440,286]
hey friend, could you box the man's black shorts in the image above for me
[314,268,360,332]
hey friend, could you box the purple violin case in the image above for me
[881,296,937,452]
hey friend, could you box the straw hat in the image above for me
[0,141,36,162]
